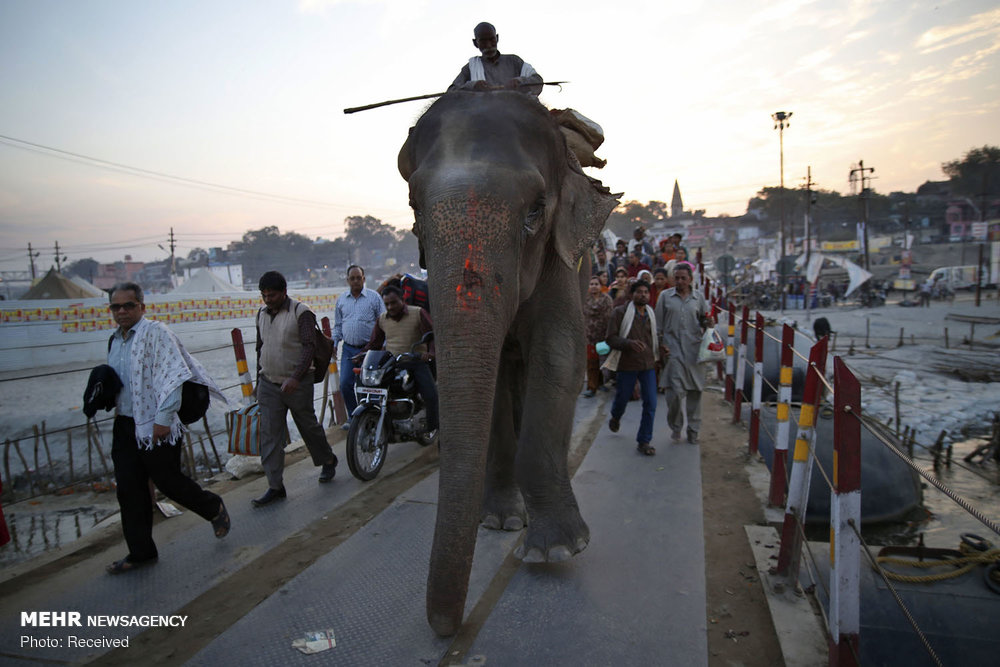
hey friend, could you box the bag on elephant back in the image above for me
[551,108,607,169]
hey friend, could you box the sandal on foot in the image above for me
[637,442,656,456]
[211,501,231,538]
[106,557,157,575]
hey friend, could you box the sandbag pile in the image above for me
[551,108,607,168]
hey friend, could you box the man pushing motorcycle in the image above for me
[353,285,439,439]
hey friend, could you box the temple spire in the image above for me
[670,180,684,218]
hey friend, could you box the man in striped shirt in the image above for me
[332,265,386,425]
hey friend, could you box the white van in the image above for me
[928,265,980,291]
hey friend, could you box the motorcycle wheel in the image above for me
[416,428,437,447]
[346,407,388,481]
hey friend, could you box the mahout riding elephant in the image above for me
[398,90,620,636]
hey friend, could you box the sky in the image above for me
[1,0,998,273]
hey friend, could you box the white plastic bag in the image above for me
[697,327,726,363]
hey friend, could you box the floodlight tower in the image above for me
[772,111,792,310]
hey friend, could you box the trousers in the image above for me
[258,379,336,490]
[340,344,363,416]
[112,416,221,562]
[611,368,657,444]
[665,387,703,436]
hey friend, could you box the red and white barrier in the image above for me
[830,357,861,666]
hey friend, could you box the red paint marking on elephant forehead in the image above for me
[456,241,488,311]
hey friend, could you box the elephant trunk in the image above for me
[425,305,506,636]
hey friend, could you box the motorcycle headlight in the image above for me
[362,367,387,385]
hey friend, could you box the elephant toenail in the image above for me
[547,546,573,562]
[502,516,525,531]
[515,545,546,563]
[481,515,501,530]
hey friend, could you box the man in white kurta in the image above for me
[448,22,543,96]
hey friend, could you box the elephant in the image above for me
[397,90,621,636]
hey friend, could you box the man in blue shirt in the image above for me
[105,282,229,574]
[332,265,386,425]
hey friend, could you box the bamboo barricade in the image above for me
[829,357,861,666]
[769,324,795,507]
[774,335,829,581]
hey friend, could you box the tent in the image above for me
[22,269,104,299]
[169,268,243,294]
[796,253,872,296]
[68,275,107,298]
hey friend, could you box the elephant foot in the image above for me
[513,513,590,563]
[481,487,526,532]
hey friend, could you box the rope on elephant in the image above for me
[874,536,1000,584]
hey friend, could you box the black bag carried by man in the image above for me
[284,303,333,384]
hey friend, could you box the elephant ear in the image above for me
[398,129,427,268]
[552,147,622,269]
[398,128,414,181]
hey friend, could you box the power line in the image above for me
[0,133,354,210]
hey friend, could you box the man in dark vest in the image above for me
[354,285,438,436]
[253,271,338,507]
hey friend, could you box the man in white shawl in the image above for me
[603,280,661,456]
[105,282,230,574]
[448,22,543,96]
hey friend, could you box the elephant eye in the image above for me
[523,199,545,238]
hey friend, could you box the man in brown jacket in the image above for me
[605,280,661,455]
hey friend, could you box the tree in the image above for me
[942,145,1000,210]
[236,226,315,280]
[65,257,99,281]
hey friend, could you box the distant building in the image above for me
[93,256,144,290]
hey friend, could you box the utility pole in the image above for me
[849,160,875,271]
[27,243,40,279]
[54,241,67,272]
[805,166,814,268]
[804,166,815,318]
[168,227,177,286]
[772,111,792,311]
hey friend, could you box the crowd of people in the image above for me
[584,230,715,456]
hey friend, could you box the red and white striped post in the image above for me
[775,336,829,580]
[749,311,765,454]
[715,289,726,382]
[231,328,254,407]
[829,357,861,666]
[725,302,736,401]
[768,324,795,506]
[733,305,749,423]
[321,316,347,425]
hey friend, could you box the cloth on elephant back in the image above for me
[551,108,606,169]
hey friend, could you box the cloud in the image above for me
[915,7,1000,54]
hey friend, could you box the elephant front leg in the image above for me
[482,340,526,531]
[513,332,590,563]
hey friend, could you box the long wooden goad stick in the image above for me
[343,81,568,114]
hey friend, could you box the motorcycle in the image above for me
[345,332,437,481]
